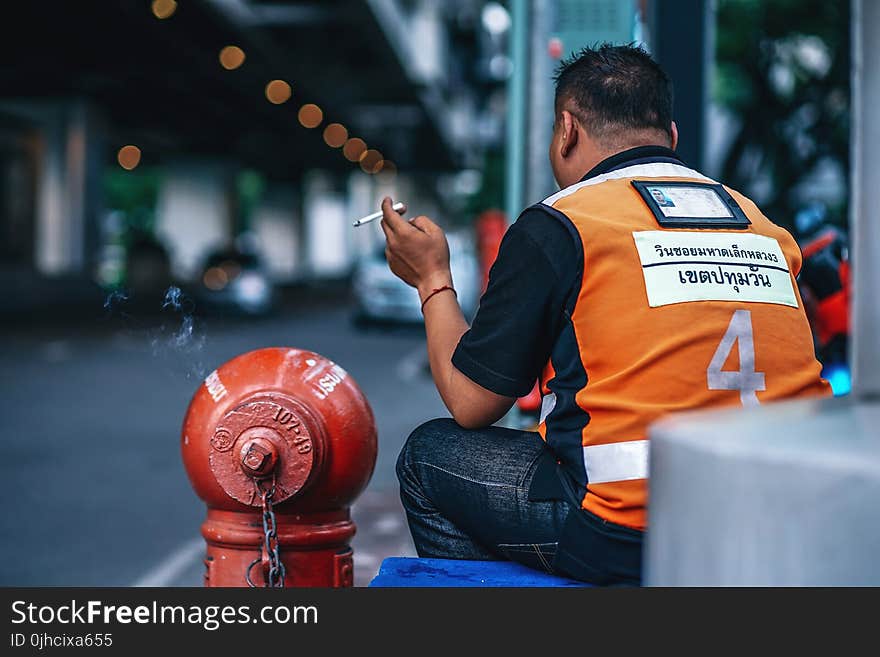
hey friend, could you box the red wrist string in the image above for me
[420,285,456,313]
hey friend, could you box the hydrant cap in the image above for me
[181,347,377,511]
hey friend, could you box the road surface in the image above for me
[0,298,446,586]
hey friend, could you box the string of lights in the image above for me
[119,0,396,179]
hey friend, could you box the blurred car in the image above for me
[353,231,481,325]
[126,230,172,295]
[195,246,276,316]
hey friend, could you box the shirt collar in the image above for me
[580,145,685,182]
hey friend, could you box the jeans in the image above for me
[396,417,572,575]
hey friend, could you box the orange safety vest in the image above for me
[536,162,831,531]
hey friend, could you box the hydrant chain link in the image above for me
[246,477,286,588]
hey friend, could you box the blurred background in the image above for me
[0,0,853,586]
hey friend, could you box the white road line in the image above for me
[131,537,204,587]
[395,343,427,382]
[354,552,379,568]
[374,513,403,535]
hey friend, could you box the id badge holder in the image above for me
[631,180,751,230]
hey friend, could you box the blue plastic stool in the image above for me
[368,557,591,587]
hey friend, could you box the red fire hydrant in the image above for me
[181,347,377,587]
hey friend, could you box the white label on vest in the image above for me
[632,231,798,308]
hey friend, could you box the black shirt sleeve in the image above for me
[452,205,580,398]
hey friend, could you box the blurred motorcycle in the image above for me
[794,201,851,395]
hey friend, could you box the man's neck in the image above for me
[578,144,682,183]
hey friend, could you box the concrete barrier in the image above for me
[645,396,880,586]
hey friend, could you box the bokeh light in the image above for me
[359,149,384,174]
[323,123,348,148]
[376,160,398,182]
[265,80,292,105]
[151,0,177,20]
[219,46,246,70]
[117,145,141,171]
[298,104,323,128]
[343,137,367,162]
[203,267,229,291]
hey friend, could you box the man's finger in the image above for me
[408,215,439,234]
[381,197,409,233]
[380,216,393,241]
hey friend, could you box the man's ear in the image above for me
[670,120,679,150]
[561,110,578,157]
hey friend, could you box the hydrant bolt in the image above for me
[240,438,277,477]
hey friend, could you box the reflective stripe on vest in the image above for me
[583,440,650,485]
[538,392,557,424]
[543,163,716,206]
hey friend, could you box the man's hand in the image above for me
[380,197,452,299]
[379,197,513,429]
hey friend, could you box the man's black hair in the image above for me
[554,43,674,146]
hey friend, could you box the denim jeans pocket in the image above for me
[496,542,559,574]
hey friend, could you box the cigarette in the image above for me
[353,201,406,227]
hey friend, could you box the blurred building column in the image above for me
[507,0,640,220]
[347,172,378,262]
[251,183,301,284]
[33,100,103,276]
[504,0,529,223]
[526,0,559,205]
[650,0,713,169]
[155,160,236,281]
[302,171,350,279]
[850,0,880,396]
[34,111,65,274]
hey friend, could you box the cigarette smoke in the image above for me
[153,286,206,379]
[103,285,207,380]
[103,290,129,316]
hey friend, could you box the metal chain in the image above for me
[246,476,286,588]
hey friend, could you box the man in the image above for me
[380,44,830,585]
